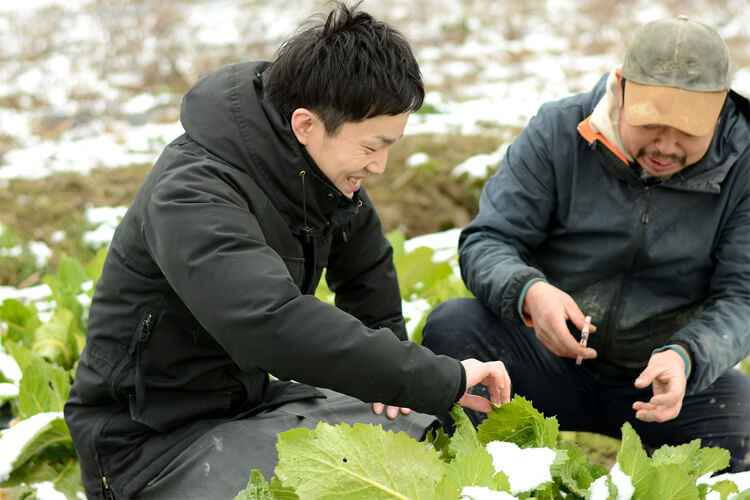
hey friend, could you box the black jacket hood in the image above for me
[180,61,358,237]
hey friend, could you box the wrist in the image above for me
[652,344,692,380]
[518,277,548,326]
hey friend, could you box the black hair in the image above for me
[266,0,424,135]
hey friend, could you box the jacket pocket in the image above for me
[128,389,232,433]
[107,308,157,402]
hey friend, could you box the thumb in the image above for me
[634,367,655,389]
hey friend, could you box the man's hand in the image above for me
[522,281,597,361]
[458,358,511,413]
[632,349,687,422]
[372,403,411,419]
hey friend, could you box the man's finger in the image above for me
[459,393,493,413]
[386,406,399,419]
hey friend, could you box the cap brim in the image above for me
[623,81,727,136]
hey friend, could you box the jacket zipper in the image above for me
[602,186,652,358]
[107,311,154,402]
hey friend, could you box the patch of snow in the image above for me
[406,152,430,168]
[485,441,556,495]
[0,350,22,383]
[589,463,634,500]
[0,412,64,482]
[453,145,507,179]
[30,481,67,500]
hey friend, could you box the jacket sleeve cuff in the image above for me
[652,344,692,380]
[453,361,467,404]
[517,277,548,326]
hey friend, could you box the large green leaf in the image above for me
[395,246,439,298]
[84,246,108,297]
[448,404,482,459]
[640,463,698,500]
[275,422,447,499]
[0,412,71,483]
[477,395,558,449]
[695,447,731,478]
[445,447,510,493]
[5,341,71,417]
[386,230,407,264]
[3,457,81,500]
[616,423,653,490]
[233,470,275,500]
[31,308,78,369]
[556,440,607,497]
[42,254,87,332]
[0,298,41,349]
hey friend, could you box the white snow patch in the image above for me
[589,463,634,500]
[453,145,507,179]
[406,152,430,168]
[0,412,64,482]
[486,441,556,495]
[30,481,67,500]
[0,350,22,384]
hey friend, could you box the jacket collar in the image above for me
[578,72,749,193]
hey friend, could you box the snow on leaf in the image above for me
[4,341,71,418]
[275,422,447,499]
[446,447,510,494]
[477,395,558,449]
[0,412,67,482]
[707,479,739,500]
[616,422,653,494]
[556,440,607,496]
[484,441,556,495]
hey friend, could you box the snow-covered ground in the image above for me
[1,0,749,498]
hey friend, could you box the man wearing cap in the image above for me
[421,17,750,472]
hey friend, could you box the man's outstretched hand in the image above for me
[632,349,687,422]
[458,358,511,413]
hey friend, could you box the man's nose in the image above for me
[653,128,681,155]
[366,149,388,175]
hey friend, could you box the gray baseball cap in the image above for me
[622,16,732,136]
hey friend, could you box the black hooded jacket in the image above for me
[64,61,463,498]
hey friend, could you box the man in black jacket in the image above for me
[64,2,511,498]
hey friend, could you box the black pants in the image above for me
[134,389,438,499]
[422,298,750,473]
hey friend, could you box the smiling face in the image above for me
[617,73,718,178]
[292,110,410,198]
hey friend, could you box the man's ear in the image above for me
[615,68,624,108]
[291,108,316,145]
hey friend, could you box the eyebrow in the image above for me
[374,133,402,145]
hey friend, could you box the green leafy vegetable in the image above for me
[275,422,447,499]
[477,395,558,448]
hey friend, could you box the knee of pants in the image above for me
[422,298,473,353]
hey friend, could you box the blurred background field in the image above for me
[0,0,749,493]
[0,0,748,288]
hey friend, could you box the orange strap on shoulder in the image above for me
[577,116,629,165]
